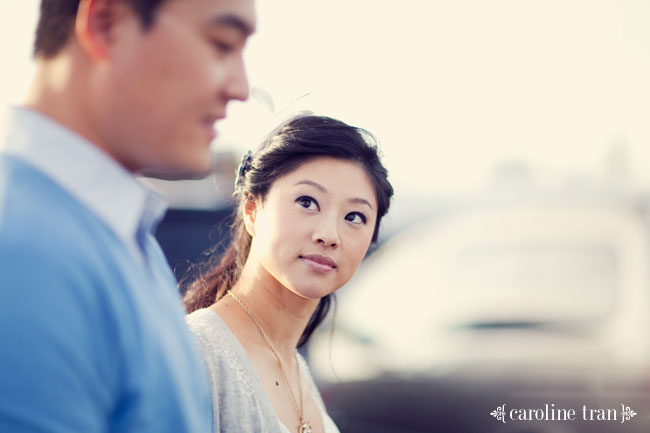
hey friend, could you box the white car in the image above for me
[309,204,650,433]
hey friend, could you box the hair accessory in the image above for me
[234,150,253,186]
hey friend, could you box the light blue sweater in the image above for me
[0,155,212,432]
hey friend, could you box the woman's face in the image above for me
[246,156,377,300]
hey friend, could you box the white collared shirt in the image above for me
[0,106,168,265]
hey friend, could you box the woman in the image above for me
[184,115,393,433]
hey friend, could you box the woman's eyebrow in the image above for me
[294,180,326,192]
[349,198,373,210]
[295,180,373,209]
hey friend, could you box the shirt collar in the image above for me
[0,106,168,252]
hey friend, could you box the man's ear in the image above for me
[243,195,258,238]
[75,0,129,61]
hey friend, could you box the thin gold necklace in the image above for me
[227,290,312,433]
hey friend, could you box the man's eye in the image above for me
[212,40,234,54]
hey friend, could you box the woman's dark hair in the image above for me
[34,0,167,58]
[183,114,393,347]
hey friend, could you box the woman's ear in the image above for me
[243,195,258,238]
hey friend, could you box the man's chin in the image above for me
[139,164,213,180]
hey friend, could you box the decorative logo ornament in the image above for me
[620,405,637,424]
[490,405,507,424]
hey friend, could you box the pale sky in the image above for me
[3,0,650,195]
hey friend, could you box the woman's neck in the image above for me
[227,258,320,361]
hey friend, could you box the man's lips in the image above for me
[202,114,225,140]
[203,113,225,124]
[300,254,337,272]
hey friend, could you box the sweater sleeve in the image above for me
[0,242,116,433]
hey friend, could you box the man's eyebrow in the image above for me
[295,180,374,210]
[210,13,255,37]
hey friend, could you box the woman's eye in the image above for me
[345,212,367,224]
[296,196,319,211]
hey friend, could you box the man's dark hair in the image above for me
[34,0,167,58]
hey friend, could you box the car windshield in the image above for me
[450,243,617,322]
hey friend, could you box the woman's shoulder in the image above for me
[185,308,257,396]
[185,309,242,370]
[186,308,229,341]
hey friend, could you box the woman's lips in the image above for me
[300,254,336,273]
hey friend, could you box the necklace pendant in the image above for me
[299,420,312,433]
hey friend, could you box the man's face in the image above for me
[96,0,256,177]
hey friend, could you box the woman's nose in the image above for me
[314,219,339,248]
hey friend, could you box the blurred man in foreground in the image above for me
[0,0,255,431]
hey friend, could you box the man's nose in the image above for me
[224,54,250,102]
